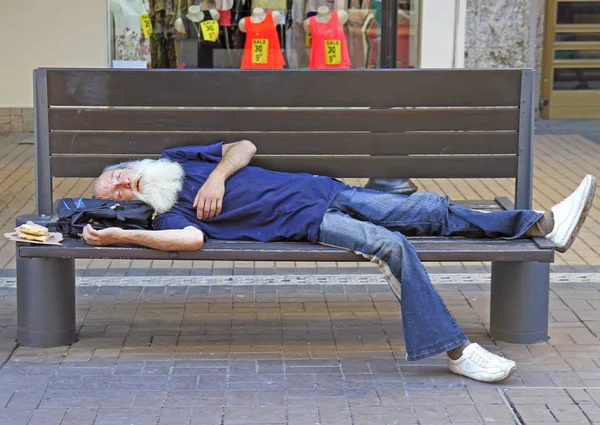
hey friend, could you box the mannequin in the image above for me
[175,3,221,34]
[241,6,285,53]
[239,8,285,69]
[239,7,281,32]
[185,4,220,68]
[303,5,348,30]
[251,0,287,26]
[187,4,221,28]
[110,0,151,67]
[250,0,287,53]
[304,6,351,69]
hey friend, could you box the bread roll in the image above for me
[19,221,48,236]
[18,232,50,242]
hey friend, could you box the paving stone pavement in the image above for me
[0,279,598,424]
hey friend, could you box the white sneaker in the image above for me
[448,343,516,383]
[547,175,596,253]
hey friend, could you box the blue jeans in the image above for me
[317,186,542,361]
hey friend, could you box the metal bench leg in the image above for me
[17,257,76,347]
[490,261,550,344]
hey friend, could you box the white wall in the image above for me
[0,0,109,108]
[419,0,466,68]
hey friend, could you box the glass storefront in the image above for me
[108,0,419,69]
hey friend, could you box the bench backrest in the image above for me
[33,68,535,215]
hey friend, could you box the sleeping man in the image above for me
[86,140,596,383]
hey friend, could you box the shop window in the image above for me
[108,0,419,69]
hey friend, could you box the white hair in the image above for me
[114,158,185,214]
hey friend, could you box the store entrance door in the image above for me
[541,0,600,118]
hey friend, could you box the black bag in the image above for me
[56,198,155,238]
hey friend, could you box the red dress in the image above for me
[308,11,351,69]
[241,12,285,69]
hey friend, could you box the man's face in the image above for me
[94,159,185,214]
[95,168,139,202]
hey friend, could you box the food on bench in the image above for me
[5,219,62,245]
[18,221,49,237]
[17,232,50,243]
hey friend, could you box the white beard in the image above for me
[130,159,184,214]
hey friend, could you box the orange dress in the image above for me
[241,12,285,69]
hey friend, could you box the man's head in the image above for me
[94,158,185,214]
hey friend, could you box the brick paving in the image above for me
[0,280,598,424]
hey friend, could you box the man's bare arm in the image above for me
[216,139,257,180]
[194,140,257,219]
[82,225,204,251]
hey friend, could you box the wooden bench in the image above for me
[17,68,554,348]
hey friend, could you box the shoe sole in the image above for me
[449,363,516,383]
[488,363,516,383]
[556,175,597,253]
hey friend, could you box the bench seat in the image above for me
[18,198,554,263]
[19,235,554,263]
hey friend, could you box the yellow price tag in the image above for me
[324,40,341,65]
[252,39,269,64]
[140,13,153,39]
[200,20,219,42]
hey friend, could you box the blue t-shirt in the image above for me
[152,143,345,242]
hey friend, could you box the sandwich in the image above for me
[18,221,50,242]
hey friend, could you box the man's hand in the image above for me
[82,225,124,246]
[193,177,225,219]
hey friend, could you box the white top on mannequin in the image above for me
[187,5,220,22]
[238,8,281,32]
[303,6,348,32]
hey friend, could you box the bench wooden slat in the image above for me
[17,237,554,263]
[50,155,519,179]
[45,69,523,107]
[49,132,519,155]
[48,109,520,132]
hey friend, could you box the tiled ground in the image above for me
[0,280,599,424]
